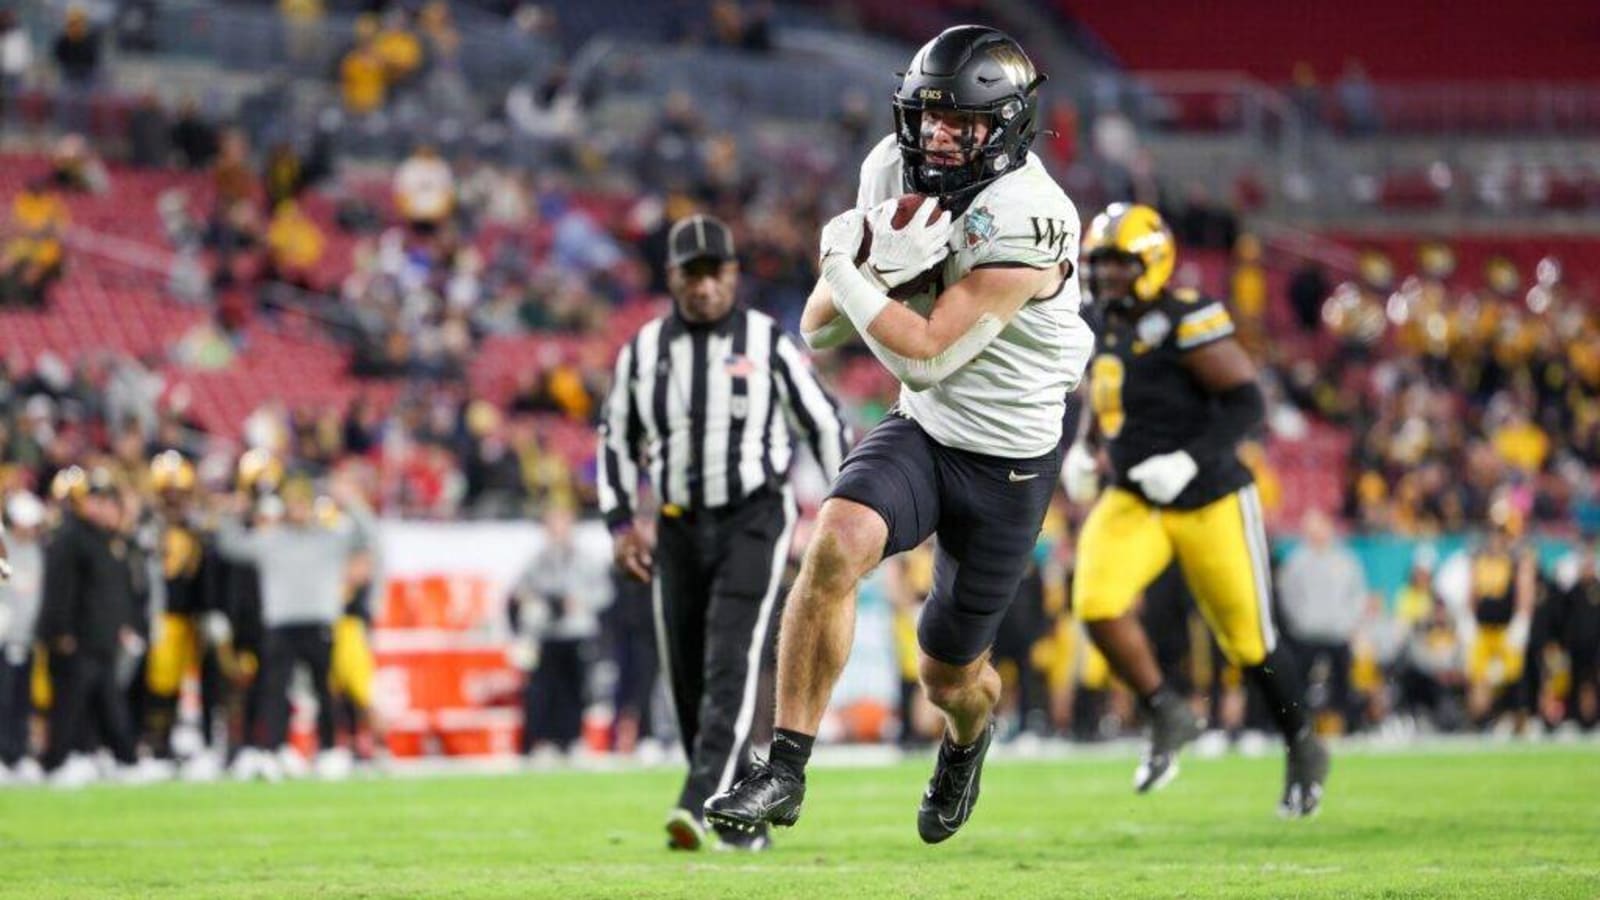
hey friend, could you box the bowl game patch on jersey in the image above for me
[964,205,998,249]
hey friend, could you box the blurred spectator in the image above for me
[417,0,470,114]
[1172,183,1238,251]
[510,501,609,759]
[374,10,425,94]
[1230,234,1267,352]
[1336,59,1379,135]
[1,179,68,309]
[1288,61,1320,123]
[0,491,45,777]
[279,0,327,71]
[1287,259,1329,334]
[213,129,259,211]
[1278,509,1369,733]
[127,96,173,168]
[263,142,306,207]
[505,65,582,144]
[1398,594,1465,729]
[264,201,326,289]
[48,133,109,194]
[394,145,455,230]
[709,0,773,52]
[1490,407,1549,475]
[460,405,526,518]
[171,100,219,170]
[51,7,100,87]
[1554,545,1599,728]
[340,18,388,116]
[36,468,148,785]
[0,10,33,105]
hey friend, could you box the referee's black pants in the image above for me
[654,485,797,817]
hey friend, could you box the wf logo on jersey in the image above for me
[1030,217,1072,260]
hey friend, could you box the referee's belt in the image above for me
[660,485,782,521]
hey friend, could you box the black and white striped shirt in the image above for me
[598,307,850,528]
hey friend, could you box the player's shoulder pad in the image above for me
[961,155,1079,270]
[1166,291,1236,351]
[856,134,904,211]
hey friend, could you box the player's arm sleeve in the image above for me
[772,331,851,482]
[856,314,1003,392]
[597,337,645,530]
[801,277,857,351]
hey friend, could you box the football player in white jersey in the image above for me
[708,25,1093,844]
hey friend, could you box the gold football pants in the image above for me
[1073,485,1277,667]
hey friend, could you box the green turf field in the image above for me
[1,744,1596,898]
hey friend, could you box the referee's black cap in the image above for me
[667,214,737,268]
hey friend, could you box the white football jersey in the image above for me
[854,134,1094,458]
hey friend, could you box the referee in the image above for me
[599,213,849,853]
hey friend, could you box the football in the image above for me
[855,193,942,270]
[890,193,940,229]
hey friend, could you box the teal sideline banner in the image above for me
[1271,534,1586,601]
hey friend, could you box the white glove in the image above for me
[1061,442,1100,504]
[1128,450,1199,505]
[203,611,234,647]
[0,558,10,582]
[507,636,539,672]
[866,196,952,289]
[819,208,867,263]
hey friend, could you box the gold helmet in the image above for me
[1083,203,1176,304]
[237,449,284,493]
[51,465,89,504]
[150,450,197,493]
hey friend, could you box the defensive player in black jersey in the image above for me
[144,451,215,762]
[1062,203,1329,817]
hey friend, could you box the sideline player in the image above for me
[707,25,1093,843]
[1061,203,1329,817]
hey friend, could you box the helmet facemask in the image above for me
[1086,248,1145,312]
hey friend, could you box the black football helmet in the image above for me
[892,25,1045,213]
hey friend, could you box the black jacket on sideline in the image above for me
[36,513,138,658]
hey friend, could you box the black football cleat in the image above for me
[704,763,805,834]
[916,720,995,845]
[712,822,772,852]
[1134,694,1203,794]
[1279,733,1330,818]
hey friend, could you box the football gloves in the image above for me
[865,197,953,289]
[1062,441,1100,504]
[1128,450,1198,505]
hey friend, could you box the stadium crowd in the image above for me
[0,1,1597,788]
